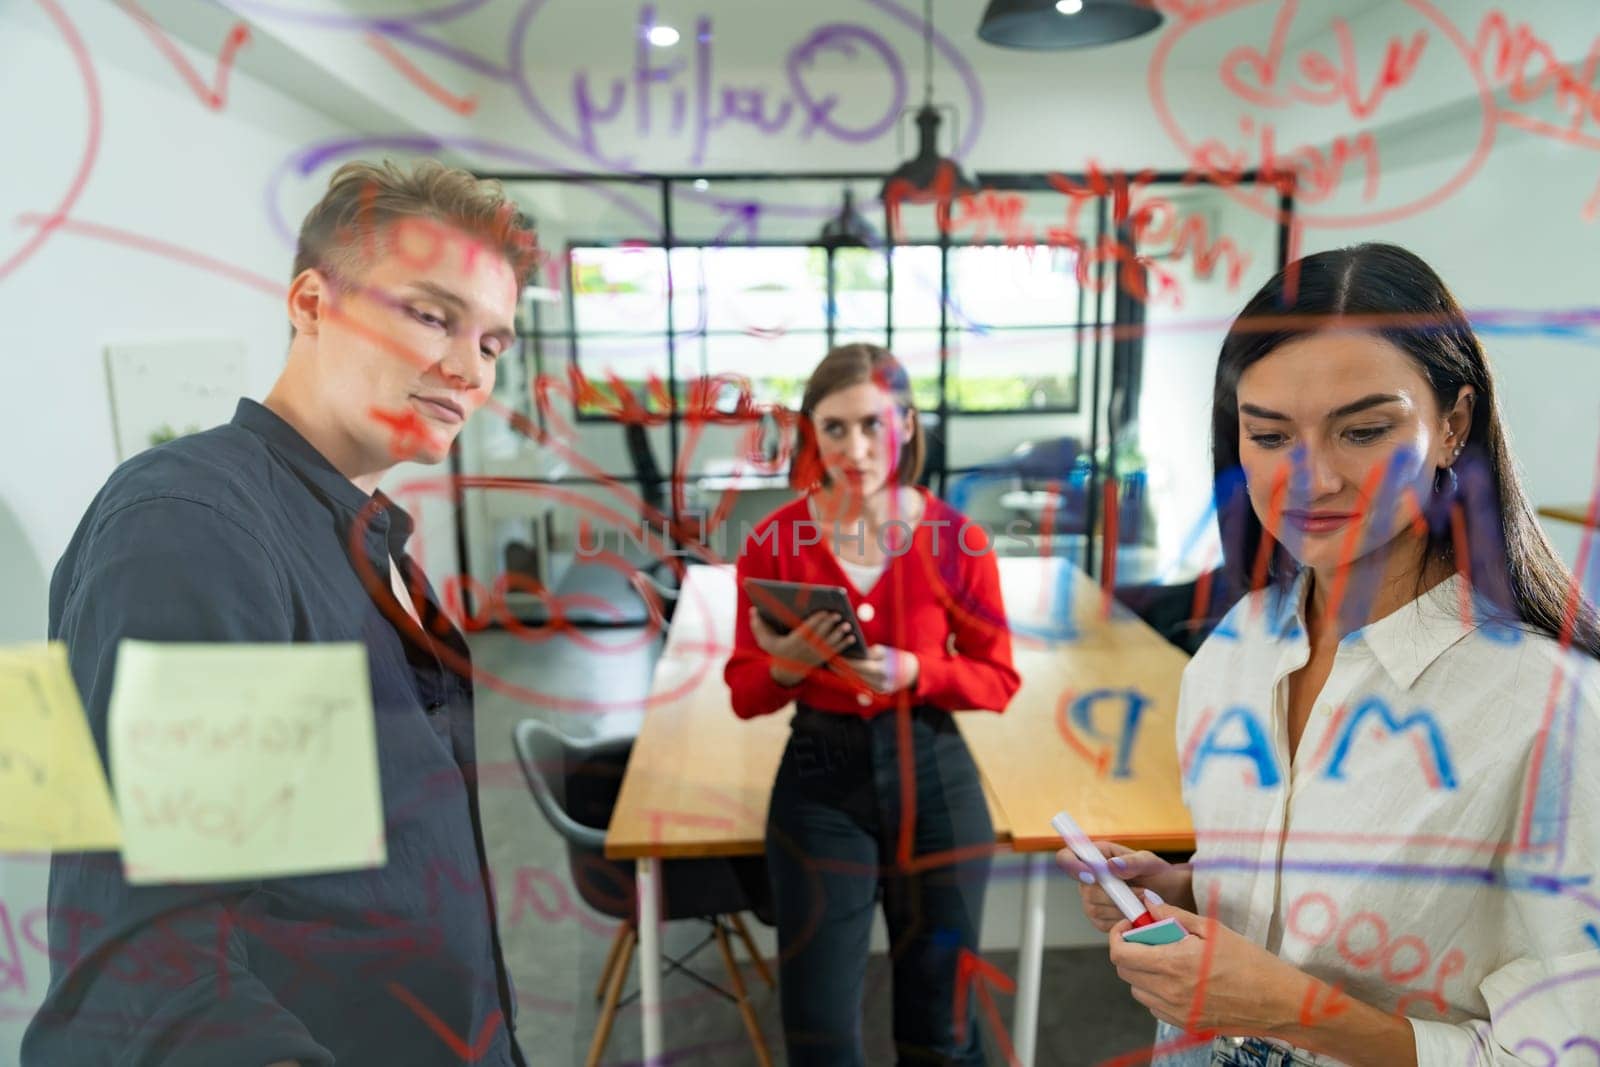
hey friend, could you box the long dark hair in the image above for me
[1212,242,1600,658]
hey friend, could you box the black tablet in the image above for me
[742,578,869,660]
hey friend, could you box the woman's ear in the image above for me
[1442,386,1476,466]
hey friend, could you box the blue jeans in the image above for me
[765,704,995,1066]
[1207,1037,1325,1066]
[1152,1022,1325,1067]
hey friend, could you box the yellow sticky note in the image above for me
[0,643,122,851]
[107,641,386,885]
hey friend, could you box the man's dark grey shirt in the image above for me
[23,399,524,1066]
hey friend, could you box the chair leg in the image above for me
[586,922,636,1067]
[595,922,629,1002]
[712,919,773,1067]
[728,912,775,989]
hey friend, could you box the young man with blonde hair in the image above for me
[25,160,536,1066]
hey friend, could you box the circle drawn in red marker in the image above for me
[0,0,101,283]
[1146,0,1498,231]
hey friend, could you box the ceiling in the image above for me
[407,0,1400,77]
[144,0,1518,187]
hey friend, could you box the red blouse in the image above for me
[724,487,1022,719]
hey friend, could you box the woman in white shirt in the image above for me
[1060,243,1600,1066]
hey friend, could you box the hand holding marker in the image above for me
[1051,810,1186,946]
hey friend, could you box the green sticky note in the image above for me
[0,642,122,852]
[108,641,386,885]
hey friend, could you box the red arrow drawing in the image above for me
[1,0,101,285]
[366,32,479,116]
[1297,979,1351,1027]
[1054,689,1116,777]
[952,948,1020,1066]
[386,981,504,1062]
[117,0,250,111]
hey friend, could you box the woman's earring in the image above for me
[1434,463,1459,497]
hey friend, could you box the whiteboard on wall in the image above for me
[104,338,249,462]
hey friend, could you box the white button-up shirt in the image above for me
[1177,572,1600,1065]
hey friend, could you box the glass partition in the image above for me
[1107,181,1285,593]
[452,170,1288,625]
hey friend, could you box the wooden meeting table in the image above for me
[606,556,1194,1066]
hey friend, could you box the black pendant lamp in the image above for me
[978,0,1163,49]
[818,188,874,248]
[880,0,978,211]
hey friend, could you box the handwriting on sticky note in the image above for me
[108,641,385,884]
[0,643,122,852]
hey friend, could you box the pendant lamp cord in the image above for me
[923,0,934,108]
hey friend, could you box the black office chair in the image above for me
[512,719,774,1067]
[1113,566,1238,656]
[946,435,1087,529]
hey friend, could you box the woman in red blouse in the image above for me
[725,343,1021,1065]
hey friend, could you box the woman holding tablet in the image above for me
[725,343,1021,1065]
[1060,244,1600,1065]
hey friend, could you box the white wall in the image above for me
[1297,102,1600,570]
[0,0,361,639]
[1126,0,1600,576]
[1138,186,1285,581]
[0,1,362,1054]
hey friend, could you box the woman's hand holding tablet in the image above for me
[833,646,920,694]
[747,607,859,685]
[744,578,870,686]
[742,579,926,695]
[744,579,869,653]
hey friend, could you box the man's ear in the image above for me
[287,268,330,337]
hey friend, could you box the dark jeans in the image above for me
[765,704,994,1066]
[1206,1038,1323,1066]
[1150,1023,1324,1067]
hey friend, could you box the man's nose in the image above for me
[438,337,483,392]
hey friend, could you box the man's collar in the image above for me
[233,398,414,553]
